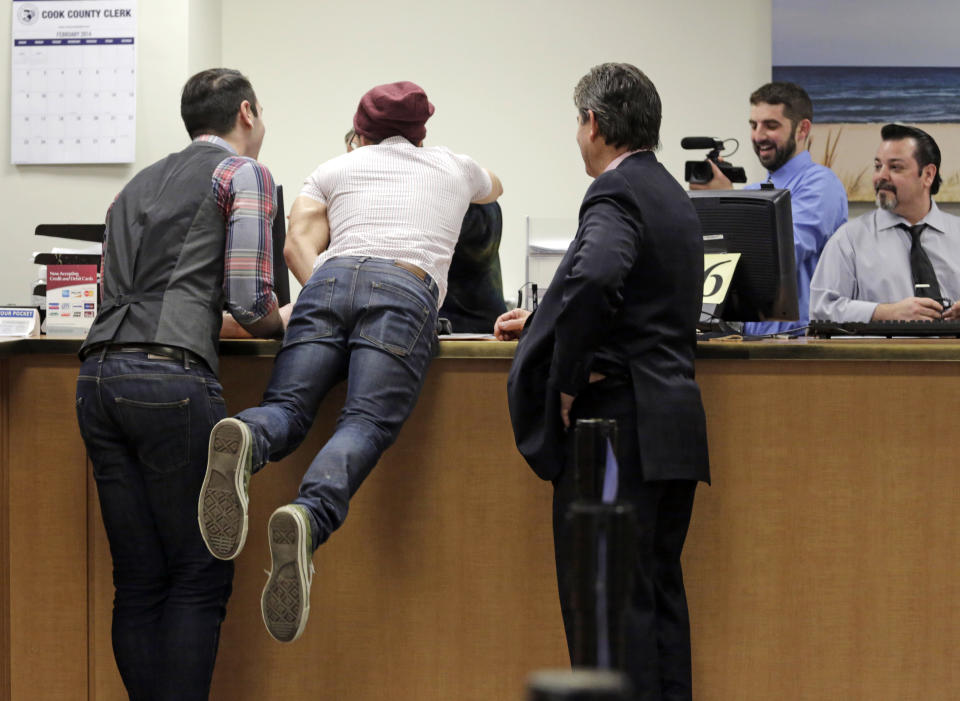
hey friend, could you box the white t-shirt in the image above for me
[300,136,492,304]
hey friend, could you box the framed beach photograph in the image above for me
[773,0,960,201]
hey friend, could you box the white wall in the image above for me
[0,0,770,305]
[187,0,222,75]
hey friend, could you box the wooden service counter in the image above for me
[1,336,959,700]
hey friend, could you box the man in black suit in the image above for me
[495,63,709,701]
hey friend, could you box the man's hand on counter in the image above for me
[220,303,294,339]
[494,308,531,341]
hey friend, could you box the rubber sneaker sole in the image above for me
[197,418,252,560]
[261,505,313,643]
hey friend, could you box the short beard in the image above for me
[755,127,798,173]
[875,187,898,211]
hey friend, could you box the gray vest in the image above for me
[81,141,232,374]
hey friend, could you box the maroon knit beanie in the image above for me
[353,81,435,144]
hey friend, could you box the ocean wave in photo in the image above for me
[772,66,960,123]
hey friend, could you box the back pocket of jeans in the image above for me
[114,397,191,474]
[282,276,337,347]
[359,281,429,357]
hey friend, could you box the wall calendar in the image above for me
[11,0,137,164]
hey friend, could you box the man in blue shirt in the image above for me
[692,82,848,335]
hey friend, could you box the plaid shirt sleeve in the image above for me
[212,156,279,324]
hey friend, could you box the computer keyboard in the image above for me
[809,320,960,338]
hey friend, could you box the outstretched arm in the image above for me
[285,195,331,286]
[472,169,503,204]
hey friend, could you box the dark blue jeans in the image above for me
[237,256,439,549]
[76,351,233,701]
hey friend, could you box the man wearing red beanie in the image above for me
[198,80,502,643]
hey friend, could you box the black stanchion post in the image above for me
[562,419,639,677]
[573,418,617,500]
[526,668,631,700]
[566,502,637,670]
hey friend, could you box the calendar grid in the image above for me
[11,0,137,164]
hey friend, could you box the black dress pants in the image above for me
[552,379,698,701]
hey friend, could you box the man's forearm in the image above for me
[239,306,284,338]
[285,195,331,286]
[285,236,320,286]
[472,169,503,204]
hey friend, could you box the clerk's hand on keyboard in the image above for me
[943,300,960,320]
[872,296,944,321]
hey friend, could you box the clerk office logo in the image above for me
[17,4,39,25]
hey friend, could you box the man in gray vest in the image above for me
[76,68,284,701]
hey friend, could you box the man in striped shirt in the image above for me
[199,80,502,643]
[344,125,508,333]
[78,69,286,700]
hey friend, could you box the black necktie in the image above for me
[898,223,942,301]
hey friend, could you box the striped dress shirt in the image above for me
[300,136,492,304]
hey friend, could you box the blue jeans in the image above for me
[76,351,233,701]
[237,256,439,549]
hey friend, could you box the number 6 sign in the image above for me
[702,253,740,304]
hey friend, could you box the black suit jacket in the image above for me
[507,151,710,483]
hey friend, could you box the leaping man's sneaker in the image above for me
[261,504,314,643]
[198,418,253,560]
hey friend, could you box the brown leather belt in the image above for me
[392,260,428,282]
[81,343,202,365]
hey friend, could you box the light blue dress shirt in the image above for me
[809,201,960,322]
[743,151,848,335]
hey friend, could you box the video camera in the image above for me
[682,137,747,185]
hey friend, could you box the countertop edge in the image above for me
[5,336,960,362]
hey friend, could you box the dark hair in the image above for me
[749,82,814,126]
[180,68,258,139]
[881,123,943,195]
[346,129,383,146]
[573,63,661,150]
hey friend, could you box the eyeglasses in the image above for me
[344,129,361,152]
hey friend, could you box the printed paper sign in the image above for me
[0,308,41,337]
[46,264,98,336]
[703,253,741,304]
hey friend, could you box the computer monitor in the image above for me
[688,188,798,322]
[271,185,291,306]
